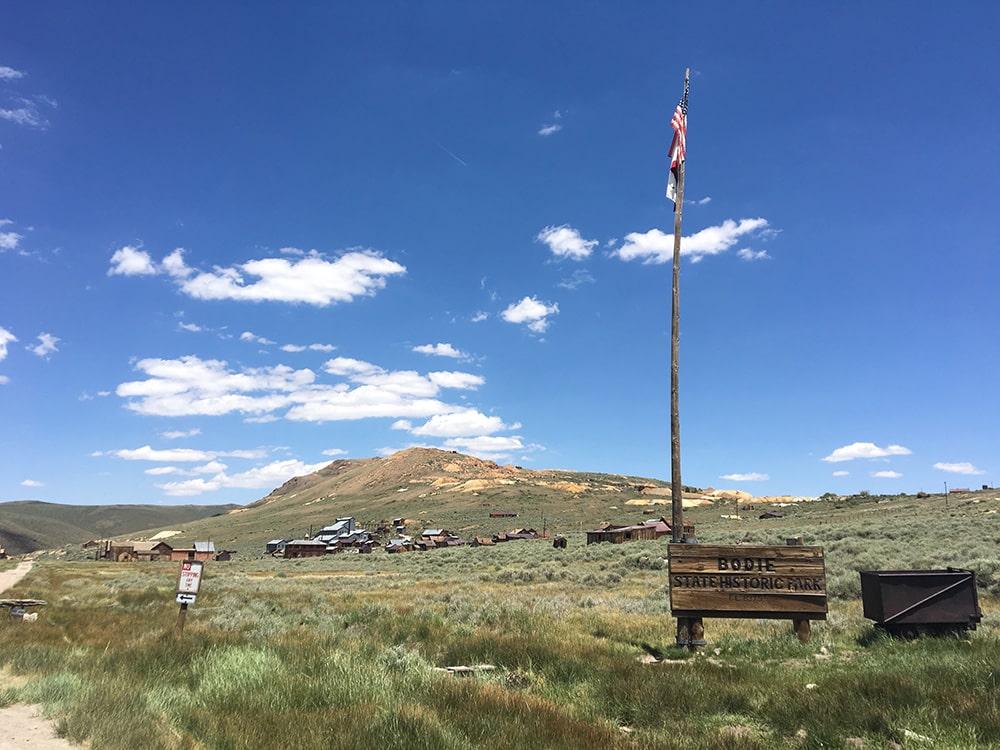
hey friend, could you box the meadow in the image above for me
[2,491,999,749]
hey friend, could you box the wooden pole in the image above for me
[174,603,189,638]
[670,67,689,545]
[669,70,699,651]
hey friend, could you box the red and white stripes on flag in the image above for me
[665,79,689,209]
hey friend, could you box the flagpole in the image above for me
[670,67,689,545]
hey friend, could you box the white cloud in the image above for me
[692,197,712,205]
[21,479,43,487]
[0,227,22,252]
[27,332,59,357]
[391,420,412,431]
[873,471,902,479]
[0,97,53,128]
[737,248,770,262]
[0,326,17,361]
[558,269,595,290]
[720,472,770,482]
[501,296,559,333]
[471,312,489,323]
[112,445,216,462]
[934,462,985,475]
[109,247,406,306]
[156,458,330,496]
[281,343,335,352]
[411,411,511,438]
[413,343,464,359]
[0,375,10,385]
[614,218,770,264]
[442,435,536,462]
[428,371,484,390]
[822,442,911,463]
[179,322,202,333]
[321,448,348,457]
[108,246,157,276]
[537,225,597,261]
[161,429,201,440]
[832,470,849,477]
[240,331,276,345]
[178,250,405,306]
[117,355,316,417]
[0,66,25,80]
[322,357,385,378]
[144,466,184,476]
[538,123,562,136]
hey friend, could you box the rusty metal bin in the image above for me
[860,568,982,638]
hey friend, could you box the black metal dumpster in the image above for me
[860,568,982,638]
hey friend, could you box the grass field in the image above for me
[3,490,999,750]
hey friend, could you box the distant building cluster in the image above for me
[266,516,546,557]
[84,539,233,562]
[585,517,694,545]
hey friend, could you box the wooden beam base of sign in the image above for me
[174,603,188,638]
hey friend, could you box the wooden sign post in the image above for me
[174,560,204,638]
[669,542,827,645]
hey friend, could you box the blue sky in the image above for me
[2,2,997,505]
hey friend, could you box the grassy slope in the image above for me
[0,501,240,555]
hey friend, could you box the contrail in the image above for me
[436,142,468,167]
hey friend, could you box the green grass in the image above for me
[2,506,999,750]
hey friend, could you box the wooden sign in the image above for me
[669,544,827,620]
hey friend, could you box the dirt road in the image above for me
[0,561,82,749]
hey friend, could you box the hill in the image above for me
[0,501,239,555]
[80,447,710,555]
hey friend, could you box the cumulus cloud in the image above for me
[109,247,406,306]
[281,343,335,353]
[156,458,331,496]
[822,442,911,463]
[536,225,597,261]
[0,222,22,252]
[614,218,770,264]
[321,448,348,457]
[832,470,849,477]
[0,326,16,361]
[108,246,157,276]
[21,479,43,487]
[720,472,770,482]
[240,331,276,345]
[413,343,464,359]
[428,371,484,390]
[501,296,559,333]
[873,470,902,479]
[410,410,512,438]
[934,462,985,475]
[0,66,25,80]
[27,332,59,357]
[117,356,316,417]
[441,435,536,462]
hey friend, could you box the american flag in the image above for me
[666,78,689,208]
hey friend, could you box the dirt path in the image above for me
[0,561,83,749]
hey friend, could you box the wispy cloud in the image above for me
[614,218,771,264]
[934,462,985,475]
[0,326,17,361]
[21,479,43,487]
[873,470,902,479]
[0,219,23,253]
[0,66,25,80]
[538,110,563,136]
[822,442,911,463]
[737,248,770,262]
[413,342,465,359]
[501,296,559,333]
[720,472,769,482]
[537,225,597,261]
[27,332,59,357]
[161,428,202,440]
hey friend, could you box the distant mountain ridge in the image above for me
[0,500,240,555]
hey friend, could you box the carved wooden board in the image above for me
[669,544,827,619]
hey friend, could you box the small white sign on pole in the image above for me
[176,560,204,596]
[175,592,197,605]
